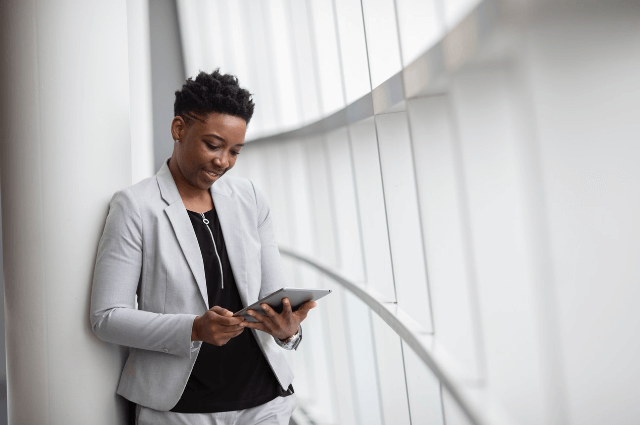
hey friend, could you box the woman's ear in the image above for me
[171,116,186,142]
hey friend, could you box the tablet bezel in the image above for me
[233,287,331,323]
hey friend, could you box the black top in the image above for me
[170,206,293,413]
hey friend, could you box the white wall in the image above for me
[0,0,132,423]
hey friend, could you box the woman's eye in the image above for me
[206,142,218,150]
[231,151,241,156]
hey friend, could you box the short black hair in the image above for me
[174,69,255,125]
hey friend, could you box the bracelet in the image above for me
[279,327,300,344]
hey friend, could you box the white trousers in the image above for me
[136,395,297,425]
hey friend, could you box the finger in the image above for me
[245,309,268,324]
[229,327,245,337]
[215,314,245,326]
[240,320,269,333]
[292,311,308,324]
[218,328,244,345]
[282,298,293,316]
[211,306,234,317]
[295,301,317,314]
[260,303,279,320]
[219,324,245,333]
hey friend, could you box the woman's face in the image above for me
[171,112,246,191]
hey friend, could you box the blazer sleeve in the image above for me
[251,181,302,350]
[90,188,197,359]
[251,181,287,299]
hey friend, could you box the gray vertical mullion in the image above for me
[404,103,436,338]
[360,0,399,304]
[391,0,405,66]
[358,0,374,93]
[391,0,437,339]
[370,118,399,303]
[392,7,444,423]
[399,341,414,425]
[367,308,387,425]
[440,381,448,425]
[359,3,408,423]
[331,0,369,287]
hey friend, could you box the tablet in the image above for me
[234,287,332,323]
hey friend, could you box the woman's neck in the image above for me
[168,157,214,213]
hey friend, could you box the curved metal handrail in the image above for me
[280,246,517,425]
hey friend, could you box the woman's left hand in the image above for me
[240,297,316,340]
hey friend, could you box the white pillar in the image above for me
[0,0,131,423]
[127,0,155,183]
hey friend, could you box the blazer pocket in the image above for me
[140,262,167,313]
[164,261,203,314]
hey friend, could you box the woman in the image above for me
[90,69,316,424]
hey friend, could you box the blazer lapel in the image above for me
[157,160,208,308]
[210,178,250,308]
[165,203,208,307]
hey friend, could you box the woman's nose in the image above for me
[213,153,229,168]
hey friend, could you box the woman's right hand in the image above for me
[191,306,245,346]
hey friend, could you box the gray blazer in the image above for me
[90,160,294,411]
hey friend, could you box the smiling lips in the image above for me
[204,169,223,179]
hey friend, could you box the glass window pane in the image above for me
[325,127,365,282]
[395,0,444,65]
[284,140,315,256]
[402,341,445,425]
[407,96,483,379]
[334,0,371,103]
[288,0,322,124]
[321,282,359,424]
[450,66,546,423]
[443,0,481,29]
[375,112,433,332]
[265,0,301,130]
[442,388,474,425]
[349,118,395,301]
[245,1,279,135]
[296,265,339,424]
[344,292,383,425]
[309,0,346,115]
[198,0,223,73]
[371,314,412,425]
[304,136,339,266]
[260,142,294,245]
[361,0,403,88]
